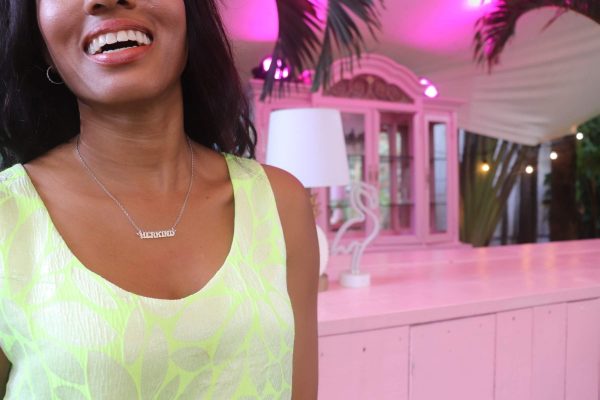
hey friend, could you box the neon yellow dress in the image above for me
[0,154,294,399]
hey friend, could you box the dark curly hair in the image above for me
[0,0,256,167]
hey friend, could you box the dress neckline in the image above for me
[12,153,239,303]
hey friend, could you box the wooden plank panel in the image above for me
[565,299,600,400]
[531,303,567,400]
[409,315,495,400]
[495,308,533,400]
[318,326,409,400]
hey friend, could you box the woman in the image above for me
[0,0,319,398]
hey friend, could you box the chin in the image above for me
[81,80,181,109]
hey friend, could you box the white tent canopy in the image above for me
[220,0,600,145]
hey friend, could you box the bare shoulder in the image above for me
[194,145,230,185]
[261,164,309,209]
[22,140,80,188]
[261,164,316,242]
[261,163,317,261]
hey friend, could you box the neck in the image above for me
[76,85,192,194]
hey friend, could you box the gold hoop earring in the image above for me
[46,66,64,85]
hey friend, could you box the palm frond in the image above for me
[312,0,382,92]
[474,0,600,69]
[263,0,383,99]
[261,0,321,100]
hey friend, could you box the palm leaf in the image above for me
[263,0,383,99]
[312,0,382,92]
[460,132,533,246]
[474,0,600,68]
[262,0,321,100]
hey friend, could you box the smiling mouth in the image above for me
[86,30,153,55]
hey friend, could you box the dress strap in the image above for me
[223,153,287,265]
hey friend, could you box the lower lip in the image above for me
[87,45,152,65]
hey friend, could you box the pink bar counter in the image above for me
[317,239,600,400]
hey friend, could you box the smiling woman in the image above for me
[0,1,318,399]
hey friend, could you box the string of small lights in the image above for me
[477,129,584,176]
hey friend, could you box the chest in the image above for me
[38,180,236,300]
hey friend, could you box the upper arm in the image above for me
[0,349,9,397]
[263,164,319,400]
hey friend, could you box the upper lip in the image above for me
[83,19,153,50]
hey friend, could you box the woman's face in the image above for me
[37,0,188,107]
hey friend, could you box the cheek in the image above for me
[37,1,79,64]
[158,1,188,70]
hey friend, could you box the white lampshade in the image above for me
[266,108,350,188]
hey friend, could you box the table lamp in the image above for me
[266,108,380,288]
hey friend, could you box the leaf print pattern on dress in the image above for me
[140,326,170,399]
[0,156,294,399]
[172,346,211,372]
[87,352,139,399]
[32,302,117,347]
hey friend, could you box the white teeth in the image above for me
[87,29,152,55]
[106,32,117,45]
[116,30,128,42]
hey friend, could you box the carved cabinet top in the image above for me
[324,74,414,103]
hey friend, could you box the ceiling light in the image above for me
[424,85,439,98]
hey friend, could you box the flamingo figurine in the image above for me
[331,181,381,287]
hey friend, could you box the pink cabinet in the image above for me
[317,300,600,400]
[318,327,409,400]
[249,54,461,247]
[316,241,600,399]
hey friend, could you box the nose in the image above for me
[84,0,136,15]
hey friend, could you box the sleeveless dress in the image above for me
[0,154,294,399]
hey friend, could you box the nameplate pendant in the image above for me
[137,229,176,240]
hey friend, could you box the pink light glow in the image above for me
[218,0,278,41]
[262,57,273,72]
[419,78,430,86]
[300,70,313,84]
[467,0,493,7]
[308,0,329,22]
[382,1,493,53]
[424,85,439,98]
[262,56,289,80]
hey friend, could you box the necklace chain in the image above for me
[75,136,195,239]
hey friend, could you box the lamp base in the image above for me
[340,270,371,288]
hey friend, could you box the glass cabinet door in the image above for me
[379,112,414,234]
[323,111,452,242]
[428,121,448,234]
[327,112,366,233]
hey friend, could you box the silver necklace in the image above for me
[75,136,195,240]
